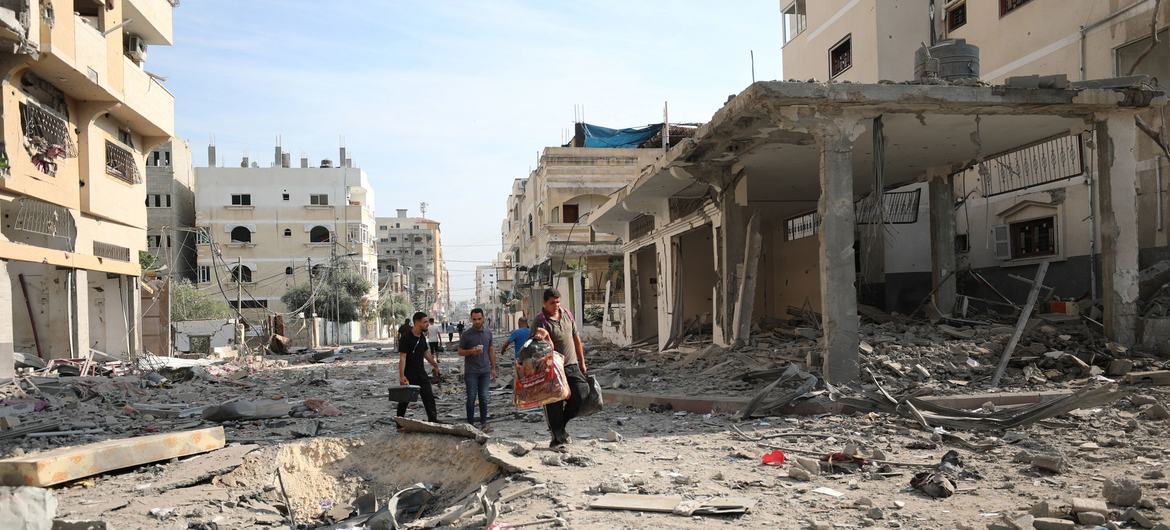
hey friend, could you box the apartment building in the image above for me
[779,0,1169,349]
[0,0,176,376]
[500,124,664,325]
[375,209,447,318]
[145,140,196,282]
[194,151,380,337]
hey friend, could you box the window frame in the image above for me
[230,194,252,206]
[309,193,329,206]
[945,1,967,33]
[781,0,807,46]
[829,34,853,79]
[1008,216,1057,260]
[999,0,1033,17]
[197,265,211,283]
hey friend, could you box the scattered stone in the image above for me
[1030,453,1068,473]
[1104,477,1143,506]
[1108,359,1135,376]
[1121,507,1154,528]
[1030,501,1060,518]
[1032,517,1074,530]
[597,479,628,494]
[603,430,623,443]
[788,467,812,482]
[1132,395,1158,406]
[865,507,883,520]
[1140,403,1169,421]
[1070,497,1108,515]
[540,454,563,467]
[509,441,534,457]
[1077,511,1107,526]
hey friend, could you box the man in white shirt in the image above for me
[426,317,444,354]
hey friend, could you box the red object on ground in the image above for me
[762,450,786,466]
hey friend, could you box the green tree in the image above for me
[378,292,413,324]
[171,279,232,321]
[139,251,162,272]
[282,269,372,323]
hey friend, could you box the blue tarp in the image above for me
[581,123,662,148]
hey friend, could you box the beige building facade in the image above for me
[0,0,176,375]
[195,156,380,339]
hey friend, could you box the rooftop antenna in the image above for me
[419,202,428,218]
[750,50,756,83]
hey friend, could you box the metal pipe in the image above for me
[1158,156,1165,232]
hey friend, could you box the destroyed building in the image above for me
[0,0,178,376]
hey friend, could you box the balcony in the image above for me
[544,223,621,258]
[112,56,174,137]
[123,0,175,45]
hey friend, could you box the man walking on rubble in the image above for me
[427,316,443,354]
[500,316,531,362]
[396,312,440,424]
[532,288,589,451]
[458,308,496,432]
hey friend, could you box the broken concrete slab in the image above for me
[393,417,488,443]
[589,494,683,513]
[148,444,257,492]
[0,427,226,487]
[201,400,291,422]
[0,486,57,530]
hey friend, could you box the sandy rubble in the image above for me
[0,325,1167,529]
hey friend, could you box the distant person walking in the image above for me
[456,321,465,338]
[427,317,443,354]
[447,322,454,343]
[532,288,589,451]
[500,316,531,362]
[457,309,496,432]
[396,312,440,424]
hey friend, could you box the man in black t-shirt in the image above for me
[396,318,411,346]
[397,311,440,423]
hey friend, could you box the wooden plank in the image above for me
[0,427,225,487]
[589,494,683,513]
[991,261,1049,388]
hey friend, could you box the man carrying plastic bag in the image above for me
[529,288,591,451]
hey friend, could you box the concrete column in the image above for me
[718,175,747,344]
[817,119,864,384]
[1096,113,1141,346]
[73,270,91,355]
[0,260,14,379]
[928,169,957,318]
[622,249,634,344]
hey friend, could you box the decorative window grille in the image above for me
[857,189,921,224]
[104,140,140,183]
[979,134,1083,197]
[12,197,76,248]
[785,211,820,241]
[93,241,131,262]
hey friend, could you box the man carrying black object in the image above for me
[397,311,440,423]
[532,288,589,451]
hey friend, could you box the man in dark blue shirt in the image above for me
[458,309,495,432]
[501,316,531,361]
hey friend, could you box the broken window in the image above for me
[309,226,331,243]
[782,0,806,45]
[1116,29,1169,87]
[231,265,253,284]
[104,140,139,183]
[309,194,329,206]
[147,235,161,248]
[283,228,292,237]
[230,194,251,206]
[19,102,76,177]
[955,233,970,253]
[197,266,210,283]
[829,35,852,79]
[563,204,580,223]
[999,0,1033,16]
[978,134,1083,196]
[1007,217,1056,259]
[946,2,967,32]
[230,226,252,243]
[785,211,820,241]
[196,227,211,245]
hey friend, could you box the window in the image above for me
[563,204,580,223]
[282,192,290,201]
[309,194,329,206]
[782,0,807,45]
[414,236,423,243]
[527,214,533,237]
[105,140,139,183]
[415,250,423,255]
[285,266,294,275]
[283,228,292,237]
[1117,29,1169,87]
[390,236,397,242]
[231,265,253,283]
[197,266,210,283]
[955,234,970,253]
[196,227,211,245]
[309,226,331,243]
[147,235,161,248]
[230,226,251,243]
[395,223,400,228]
[230,194,251,206]
[426,235,432,242]
[785,211,820,241]
[379,225,388,231]
[946,2,967,32]
[1008,217,1056,259]
[146,194,171,208]
[829,35,852,78]
[999,0,1033,16]
[230,300,268,309]
[380,238,389,243]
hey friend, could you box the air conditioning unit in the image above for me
[124,33,147,63]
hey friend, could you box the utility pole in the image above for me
[164,225,173,356]
[235,256,243,346]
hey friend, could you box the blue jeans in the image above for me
[465,372,491,425]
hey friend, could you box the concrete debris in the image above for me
[1103,476,1143,506]
[0,486,57,530]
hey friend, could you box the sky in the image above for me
[151,0,782,302]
